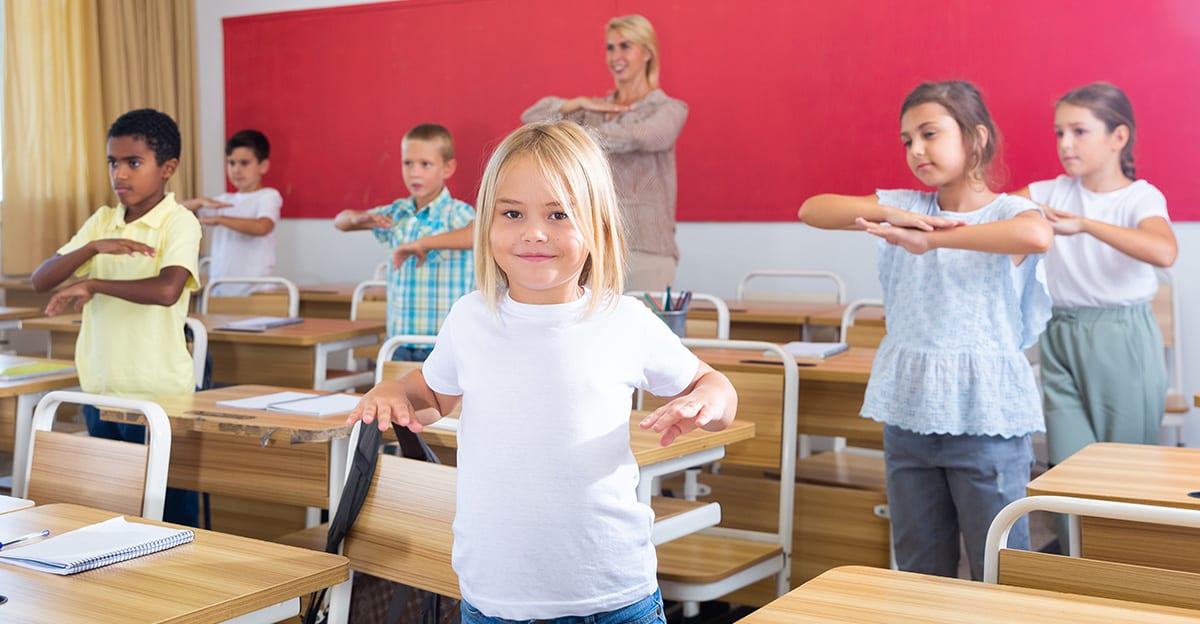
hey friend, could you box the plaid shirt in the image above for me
[370,187,475,339]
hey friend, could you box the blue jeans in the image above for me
[460,589,665,624]
[390,346,433,362]
[883,425,1032,581]
[83,405,200,527]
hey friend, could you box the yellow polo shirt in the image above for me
[58,193,201,399]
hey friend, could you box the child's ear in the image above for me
[161,158,180,179]
[443,158,458,180]
[260,158,271,175]
[974,124,989,149]
[1111,125,1130,151]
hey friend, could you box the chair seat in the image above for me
[277,523,329,551]
[795,451,887,492]
[1165,391,1188,414]
[657,533,782,584]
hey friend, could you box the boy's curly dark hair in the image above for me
[107,108,181,165]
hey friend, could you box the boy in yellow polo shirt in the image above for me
[31,108,201,526]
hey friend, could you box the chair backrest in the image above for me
[18,390,172,520]
[373,261,389,281]
[200,276,300,317]
[1152,269,1184,407]
[839,298,885,348]
[350,279,388,322]
[737,270,846,304]
[341,436,460,598]
[984,495,1200,610]
[184,317,207,389]
[376,334,438,384]
[627,290,730,339]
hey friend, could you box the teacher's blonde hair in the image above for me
[608,14,660,89]
[474,121,627,314]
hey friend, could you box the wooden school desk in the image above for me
[0,354,81,495]
[20,313,384,390]
[0,306,42,330]
[0,278,51,310]
[1026,442,1200,573]
[0,503,348,624]
[737,565,1200,624]
[103,384,357,536]
[687,301,885,343]
[0,495,33,514]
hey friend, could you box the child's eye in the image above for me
[501,209,522,219]
[1054,130,1064,138]
[1074,129,1087,136]
[549,211,570,221]
[129,160,141,168]
[901,139,912,148]
[923,131,936,139]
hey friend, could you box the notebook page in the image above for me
[0,516,193,575]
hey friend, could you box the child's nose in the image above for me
[522,223,548,242]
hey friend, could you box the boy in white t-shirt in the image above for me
[183,129,282,295]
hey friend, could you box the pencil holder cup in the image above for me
[660,310,687,338]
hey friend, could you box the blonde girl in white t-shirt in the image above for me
[348,120,737,623]
[1014,83,1178,476]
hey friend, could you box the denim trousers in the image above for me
[390,346,433,362]
[883,425,1032,580]
[460,589,665,624]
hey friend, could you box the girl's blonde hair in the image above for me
[608,14,660,89]
[474,121,627,314]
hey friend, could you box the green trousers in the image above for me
[1040,302,1166,466]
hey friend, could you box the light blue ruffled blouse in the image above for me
[861,189,1051,437]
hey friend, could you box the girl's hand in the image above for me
[640,395,726,447]
[857,217,934,254]
[883,208,966,231]
[1044,208,1087,236]
[348,380,429,433]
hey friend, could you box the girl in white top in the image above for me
[1014,83,1178,472]
[349,121,737,623]
[799,81,1053,580]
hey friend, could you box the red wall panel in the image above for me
[225,0,1200,221]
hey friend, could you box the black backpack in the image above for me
[302,423,453,624]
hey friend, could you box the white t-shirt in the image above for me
[1028,175,1169,308]
[422,290,700,620]
[202,187,282,295]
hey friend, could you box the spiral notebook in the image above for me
[0,517,194,575]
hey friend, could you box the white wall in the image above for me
[195,0,1198,446]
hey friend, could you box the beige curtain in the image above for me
[1,0,197,274]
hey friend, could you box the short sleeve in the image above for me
[1133,183,1170,224]
[368,204,398,246]
[999,194,1044,220]
[422,306,461,396]
[257,188,283,222]
[160,210,203,291]
[57,210,108,276]
[874,189,928,215]
[633,303,701,397]
[1026,179,1056,205]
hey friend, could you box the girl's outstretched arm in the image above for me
[1012,186,1175,267]
[799,194,964,231]
[348,370,461,433]
[858,210,1053,257]
[640,362,738,447]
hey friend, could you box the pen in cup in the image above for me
[0,529,50,549]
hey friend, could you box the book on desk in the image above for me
[773,341,850,360]
[0,516,193,575]
[217,390,362,416]
[216,316,305,332]
[0,360,75,381]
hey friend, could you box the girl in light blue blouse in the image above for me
[798,81,1054,580]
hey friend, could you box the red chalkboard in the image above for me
[225,0,1200,221]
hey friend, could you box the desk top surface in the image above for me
[688,301,885,327]
[252,283,386,303]
[107,385,358,443]
[690,346,875,383]
[1027,442,1200,509]
[738,566,1200,623]
[0,306,42,321]
[0,503,347,624]
[20,313,384,346]
[0,354,79,397]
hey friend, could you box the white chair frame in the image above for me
[184,317,208,389]
[199,276,300,317]
[372,261,389,281]
[626,290,730,340]
[984,495,1200,584]
[1156,269,1188,445]
[17,390,173,521]
[839,298,884,342]
[736,270,847,304]
[374,334,437,384]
